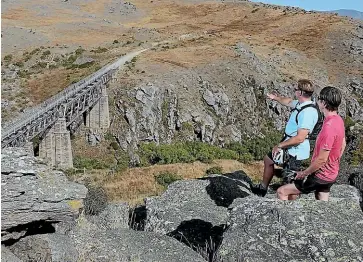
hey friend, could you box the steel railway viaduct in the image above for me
[1,50,147,168]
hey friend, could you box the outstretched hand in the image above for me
[267,93,277,100]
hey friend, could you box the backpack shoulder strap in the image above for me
[295,103,317,124]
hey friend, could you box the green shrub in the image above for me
[4,54,13,62]
[155,171,182,188]
[83,184,108,215]
[31,61,47,69]
[206,166,223,175]
[30,48,40,55]
[240,131,281,160]
[73,156,110,169]
[110,141,120,150]
[14,61,24,67]
[344,116,356,130]
[351,138,363,166]
[75,47,85,55]
[17,70,29,78]
[91,47,108,53]
[104,132,114,141]
[24,55,32,62]
[42,50,51,56]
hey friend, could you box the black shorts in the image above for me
[294,174,335,194]
[267,151,302,171]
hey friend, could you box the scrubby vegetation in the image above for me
[206,166,223,175]
[154,171,183,188]
[74,156,115,170]
[137,130,280,166]
[351,138,363,166]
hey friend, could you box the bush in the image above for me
[30,48,40,55]
[110,141,120,150]
[113,40,119,44]
[240,131,281,160]
[91,47,108,53]
[206,166,223,175]
[155,172,182,188]
[42,50,51,56]
[73,156,110,169]
[31,61,47,69]
[345,116,356,131]
[4,54,13,62]
[75,47,85,55]
[351,139,363,166]
[14,61,24,67]
[83,184,108,215]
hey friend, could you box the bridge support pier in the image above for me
[39,117,73,168]
[86,84,110,130]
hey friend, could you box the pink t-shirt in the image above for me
[312,114,345,182]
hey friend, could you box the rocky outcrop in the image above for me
[1,246,22,262]
[218,197,363,262]
[70,218,206,262]
[1,147,87,242]
[2,147,363,262]
[8,233,78,262]
[145,171,253,260]
[86,202,130,230]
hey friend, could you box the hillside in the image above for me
[327,9,363,20]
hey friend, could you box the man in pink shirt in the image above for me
[277,86,346,201]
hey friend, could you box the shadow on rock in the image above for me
[199,170,253,207]
[349,171,363,211]
[2,220,56,246]
[167,219,227,262]
[129,205,146,231]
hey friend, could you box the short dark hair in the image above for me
[297,79,314,97]
[318,86,342,111]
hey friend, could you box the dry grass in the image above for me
[76,160,263,206]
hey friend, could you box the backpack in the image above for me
[282,103,324,144]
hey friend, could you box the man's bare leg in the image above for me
[262,155,275,188]
[315,192,329,201]
[277,183,301,200]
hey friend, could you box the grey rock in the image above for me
[145,171,253,255]
[1,147,87,242]
[219,197,363,262]
[1,246,23,262]
[202,89,230,117]
[145,179,229,234]
[87,202,130,230]
[73,56,94,66]
[86,129,101,146]
[71,218,206,262]
[8,233,78,262]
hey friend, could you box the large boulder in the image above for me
[8,233,78,262]
[70,217,206,262]
[1,147,88,242]
[218,196,363,262]
[1,246,23,262]
[86,202,130,230]
[145,171,252,259]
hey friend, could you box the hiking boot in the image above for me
[251,183,267,197]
